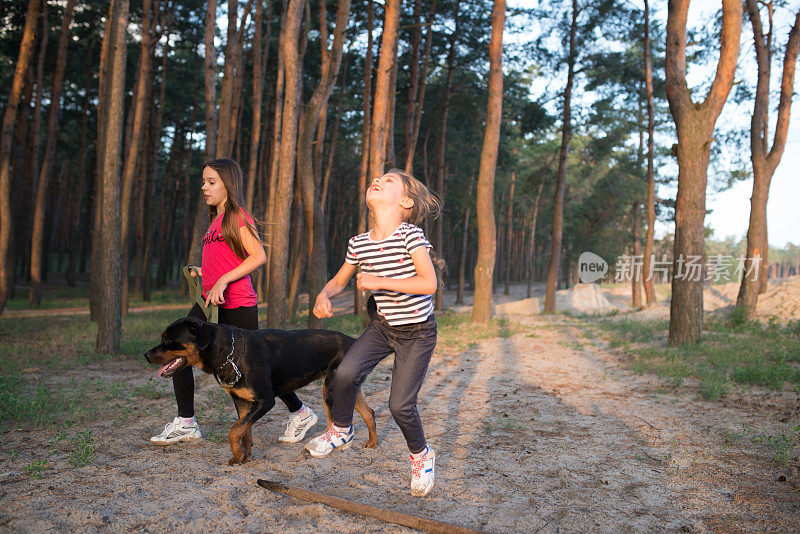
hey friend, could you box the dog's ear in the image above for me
[197,321,215,350]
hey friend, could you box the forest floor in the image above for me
[1,283,799,533]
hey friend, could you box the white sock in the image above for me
[411,445,429,459]
[333,424,352,433]
[179,416,195,427]
[293,405,308,417]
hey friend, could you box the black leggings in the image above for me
[173,303,303,417]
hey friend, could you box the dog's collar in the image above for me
[215,332,242,388]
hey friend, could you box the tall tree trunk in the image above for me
[354,0,375,316]
[267,0,305,329]
[368,0,400,183]
[642,0,657,306]
[188,0,219,266]
[665,0,742,345]
[527,177,544,298]
[29,0,77,305]
[456,180,473,304]
[26,1,48,215]
[246,0,264,213]
[286,186,305,319]
[403,0,422,165]
[66,40,93,287]
[321,53,347,212]
[434,13,458,307]
[119,0,153,314]
[471,0,504,323]
[296,0,350,328]
[737,2,800,317]
[405,0,436,173]
[543,0,577,314]
[0,0,41,314]
[218,0,254,157]
[264,0,289,301]
[631,202,642,307]
[384,34,399,168]
[503,171,515,296]
[94,0,129,355]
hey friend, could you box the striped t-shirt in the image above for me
[346,222,434,325]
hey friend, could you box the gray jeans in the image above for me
[332,314,437,453]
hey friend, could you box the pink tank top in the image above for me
[201,208,258,309]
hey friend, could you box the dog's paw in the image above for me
[228,456,245,465]
[363,439,378,449]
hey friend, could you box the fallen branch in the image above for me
[257,479,484,534]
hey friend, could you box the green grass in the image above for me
[69,430,96,467]
[5,283,189,311]
[586,313,800,400]
[24,459,48,478]
[722,424,800,464]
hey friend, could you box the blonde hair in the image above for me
[386,168,442,225]
[385,169,447,285]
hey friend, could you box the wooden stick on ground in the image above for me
[257,479,485,534]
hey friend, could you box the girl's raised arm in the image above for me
[313,262,357,318]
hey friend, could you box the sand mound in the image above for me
[755,277,800,320]
[556,283,616,315]
[493,297,541,317]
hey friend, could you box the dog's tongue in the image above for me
[157,358,184,378]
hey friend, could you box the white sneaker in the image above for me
[278,408,318,443]
[304,425,354,458]
[410,447,435,496]
[150,417,202,445]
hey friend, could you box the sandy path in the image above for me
[1,308,798,532]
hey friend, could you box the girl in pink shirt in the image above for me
[150,159,318,445]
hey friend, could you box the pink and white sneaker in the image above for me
[304,425,354,458]
[410,446,435,496]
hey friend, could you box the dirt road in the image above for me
[1,305,798,532]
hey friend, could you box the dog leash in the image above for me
[182,265,218,324]
[215,332,242,388]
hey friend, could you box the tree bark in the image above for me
[368,0,400,183]
[218,0,255,157]
[119,0,153,314]
[296,0,350,328]
[29,0,77,306]
[543,0,577,314]
[246,0,265,213]
[471,0,504,324]
[25,1,48,225]
[405,0,436,174]
[737,2,800,318]
[267,0,305,328]
[93,0,129,355]
[355,0,375,316]
[0,0,41,313]
[665,0,742,345]
[631,202,642,307]
[642,0,657,306]
[527,177,544,298]
[434,12,458,307]
[264,0,289,301]
[188,0,219,266]
[503,171,515,296]
[456,181,473,304]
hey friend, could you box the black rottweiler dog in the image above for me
[144,317,377,464]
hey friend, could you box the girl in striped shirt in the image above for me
[306,169,442,497]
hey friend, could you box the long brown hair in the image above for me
[203,158,264,260]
